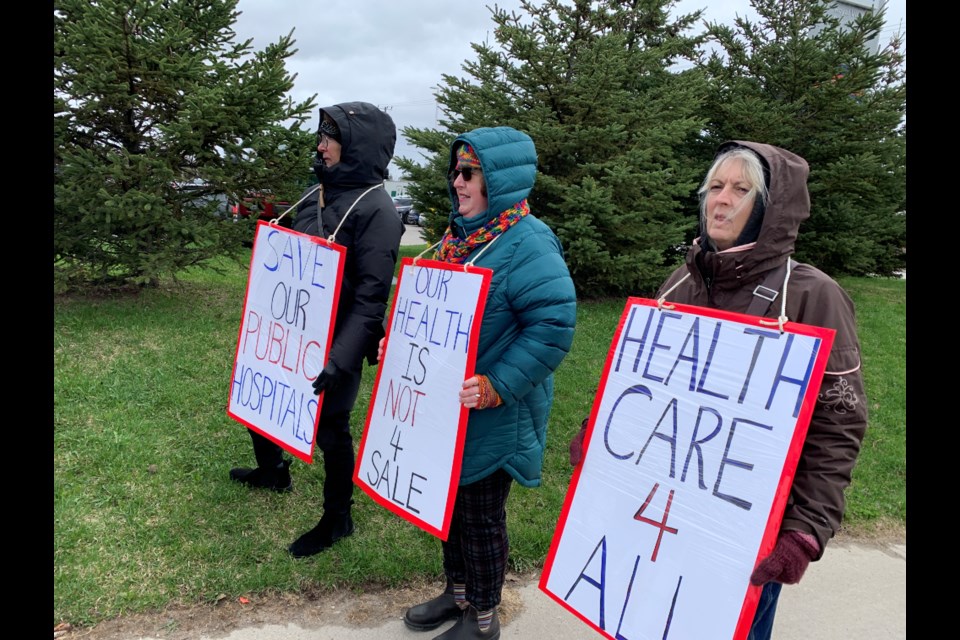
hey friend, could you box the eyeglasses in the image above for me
[448,167,482,183]
[317,133,336,147]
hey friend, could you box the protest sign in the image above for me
[355,257,491,540]
[541,298,835,640]
[227,221,345,463]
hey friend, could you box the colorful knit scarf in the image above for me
[436,199,530,264]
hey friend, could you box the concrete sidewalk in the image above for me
[131,539,905,640]
[401,222,429,247]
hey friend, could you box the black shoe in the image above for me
[288,512,354,558]
[432,606,500,640]
[404,592,462,631]
[229,459,292,493]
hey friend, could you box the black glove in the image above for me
[750,530,820,586]
[312,362,343,396]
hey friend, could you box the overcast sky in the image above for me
[231,0,906,175]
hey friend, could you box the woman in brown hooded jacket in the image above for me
[572,140,868,639]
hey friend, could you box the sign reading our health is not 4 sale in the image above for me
[227,221,345,463]
[355,257,491,540]
[541,298,836,640]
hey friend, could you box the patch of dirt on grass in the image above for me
[56,573,532,640]
[834,518,906,545]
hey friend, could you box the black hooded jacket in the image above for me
[291,102,404,373]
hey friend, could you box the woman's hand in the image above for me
[460,375,502,410]
[376,337,386,363]
[459,376,482,409]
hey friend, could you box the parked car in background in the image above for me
[172,180,230,217]
[393,196,417,224]
[229,192,295,247]
[230,192,293,228]
[417,210,430,227]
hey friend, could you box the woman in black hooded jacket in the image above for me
[230,101,404,559]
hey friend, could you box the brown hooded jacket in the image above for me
[656,140,868,558]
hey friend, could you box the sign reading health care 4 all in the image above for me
[227,221,345,463]
[540,298,836,640]
[355,257,491,540]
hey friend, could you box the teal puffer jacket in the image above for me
[443,127,577,487]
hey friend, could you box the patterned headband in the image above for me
[456,143,481,169]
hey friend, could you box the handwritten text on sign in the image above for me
[227,222,345,462]
[541,299,834,640]
[355,258,490,540]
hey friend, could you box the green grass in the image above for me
[836,277,907,525]
[54,248,906,627]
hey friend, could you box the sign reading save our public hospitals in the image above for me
[227,221,345,463]
[355,257,491,540]
[541,298,835,640]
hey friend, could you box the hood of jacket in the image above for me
[691,140,810,286]
[314,102,396,195]
[446,127,538,235]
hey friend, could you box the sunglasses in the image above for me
[448,167,482,183]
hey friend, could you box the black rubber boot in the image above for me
[229,459,292,493]
[287,511,355,558]
[404,583,462,631]
[433,605,500,640]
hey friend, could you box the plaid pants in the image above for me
[442,469,514,611]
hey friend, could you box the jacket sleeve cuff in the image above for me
[780,518,828,561]
[476,375,503,410]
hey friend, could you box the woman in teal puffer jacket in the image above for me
[400,127,576,640]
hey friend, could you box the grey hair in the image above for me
[698,147,769,221]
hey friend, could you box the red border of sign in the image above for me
[539,296,836,640]
[355,257,492,540]
[226,220,346,464]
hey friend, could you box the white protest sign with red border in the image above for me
[541,297,835,640]
[227,221,345,463]
[355,257,491,540]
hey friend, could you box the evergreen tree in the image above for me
[699,0,906,276]
[398,0,710,297]
[54,0,317,291]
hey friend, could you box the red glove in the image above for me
[569,418,589,466]
[750,531,820,586]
